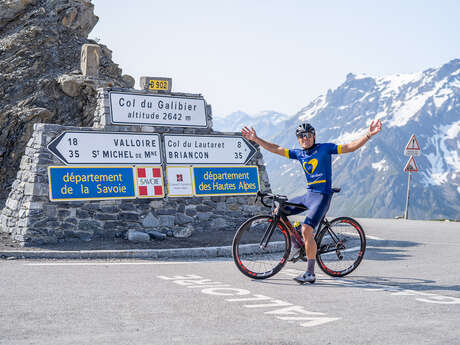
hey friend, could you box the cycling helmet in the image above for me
[296,123,315,136]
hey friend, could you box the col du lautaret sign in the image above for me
[164,134,257,165]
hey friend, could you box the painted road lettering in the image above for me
[283,269,460,305]
[158,274,340,328]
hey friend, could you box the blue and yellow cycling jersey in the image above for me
[284,143,342,194]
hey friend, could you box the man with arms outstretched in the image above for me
[241,120,382,284]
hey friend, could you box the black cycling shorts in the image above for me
[283,191,332,230]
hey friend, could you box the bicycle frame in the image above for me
[259,208,307,250]
[259,210,339,253]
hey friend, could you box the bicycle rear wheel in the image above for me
[232,215,290,279]
[316,217,366,277]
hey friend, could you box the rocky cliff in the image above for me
[0,0,132,207]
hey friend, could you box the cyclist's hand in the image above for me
[368,119,382,137]
[241,126,258,142]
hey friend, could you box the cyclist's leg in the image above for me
[301,224,316,259]
[302,191,333,235]
[294,192,333,284]
[283,194,308,260]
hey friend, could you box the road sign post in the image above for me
[403,143,420,219]
[404,172,412,220]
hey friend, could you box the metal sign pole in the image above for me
[404,171,411,219]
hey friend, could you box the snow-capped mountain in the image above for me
[213,110,289,139]
[216,59,460,220]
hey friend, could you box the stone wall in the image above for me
[0,88,271,246]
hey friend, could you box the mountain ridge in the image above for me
[214,59,460,220]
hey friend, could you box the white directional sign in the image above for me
[404,134,421,156]
[164,135,257,165]
[109,91,207,127]
[47,131,162,165]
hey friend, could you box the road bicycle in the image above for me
[232,189,366,279]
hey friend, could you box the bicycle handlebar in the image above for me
[256,191,288,208]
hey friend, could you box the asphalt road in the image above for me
[1,219,459,345]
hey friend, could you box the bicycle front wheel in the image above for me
[316,217,366,277]
[232,215,290,279]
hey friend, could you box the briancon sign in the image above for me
[164,134,256,165]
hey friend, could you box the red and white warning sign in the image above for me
[404,134,421,156]
[404,156,419,173]
[135,166,164,198]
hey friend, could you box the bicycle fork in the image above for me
[259,215,280,249]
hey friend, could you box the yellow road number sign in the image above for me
[149,79,169,91]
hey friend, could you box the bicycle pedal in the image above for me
[289,254,305,263]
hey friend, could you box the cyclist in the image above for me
[241,120,382,284]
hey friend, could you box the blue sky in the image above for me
[90,0,460,117]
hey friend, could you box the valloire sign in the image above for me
[164,134,257,165]
[109,91,207,127]
[47,131,161,165]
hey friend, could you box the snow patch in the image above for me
[433,88,453,108]
[353,73,370,80]
[377,72,423,98]
[431,172,449,185]
[389,89,436,127]
[372,159,388,172]
[298,96,327,121]
[423,120,460,186]
[332,128,368,144]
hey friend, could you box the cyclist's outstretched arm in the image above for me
[241,126,286,157]
[341,120,382,153]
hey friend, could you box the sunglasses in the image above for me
[297,132,314,139]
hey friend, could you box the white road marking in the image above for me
[281,269,460,305]
[158,274,340,328]
[24,261,200,266]
[334,233,382,240]
[366,234,383,240]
